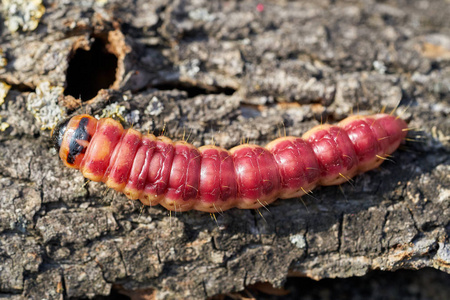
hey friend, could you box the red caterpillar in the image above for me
[52,113,407,212]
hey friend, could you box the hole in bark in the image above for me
[65,37,118,101]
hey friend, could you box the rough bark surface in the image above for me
[0,0,449,299]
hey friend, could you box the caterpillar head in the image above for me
[52,115,98,169]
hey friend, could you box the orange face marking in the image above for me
[56,115,98,169]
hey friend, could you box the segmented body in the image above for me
[53,114,408,212]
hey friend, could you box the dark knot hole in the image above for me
[64,37,118,101]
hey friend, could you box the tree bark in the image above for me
[0,0,449,299]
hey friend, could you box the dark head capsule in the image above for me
[52,118,70,152]
[54,115,98,169]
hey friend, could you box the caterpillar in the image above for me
[52,113,408,212]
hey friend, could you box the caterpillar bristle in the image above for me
[338,185,349,203]
[297,197,310,212]
[257,199,270,212]
[256,208,268,224]
[339,173,354,187]
[210,212,219,228]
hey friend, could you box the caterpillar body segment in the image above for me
[53,114,408,212]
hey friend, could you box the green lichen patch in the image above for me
[26,82,65,130]
[95,103,126,122]
[0,81,11,106]
[0,117,9,131]
[2,0,45,33]
[0,49,7,68]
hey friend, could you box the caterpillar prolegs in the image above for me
[52,114,408,212]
